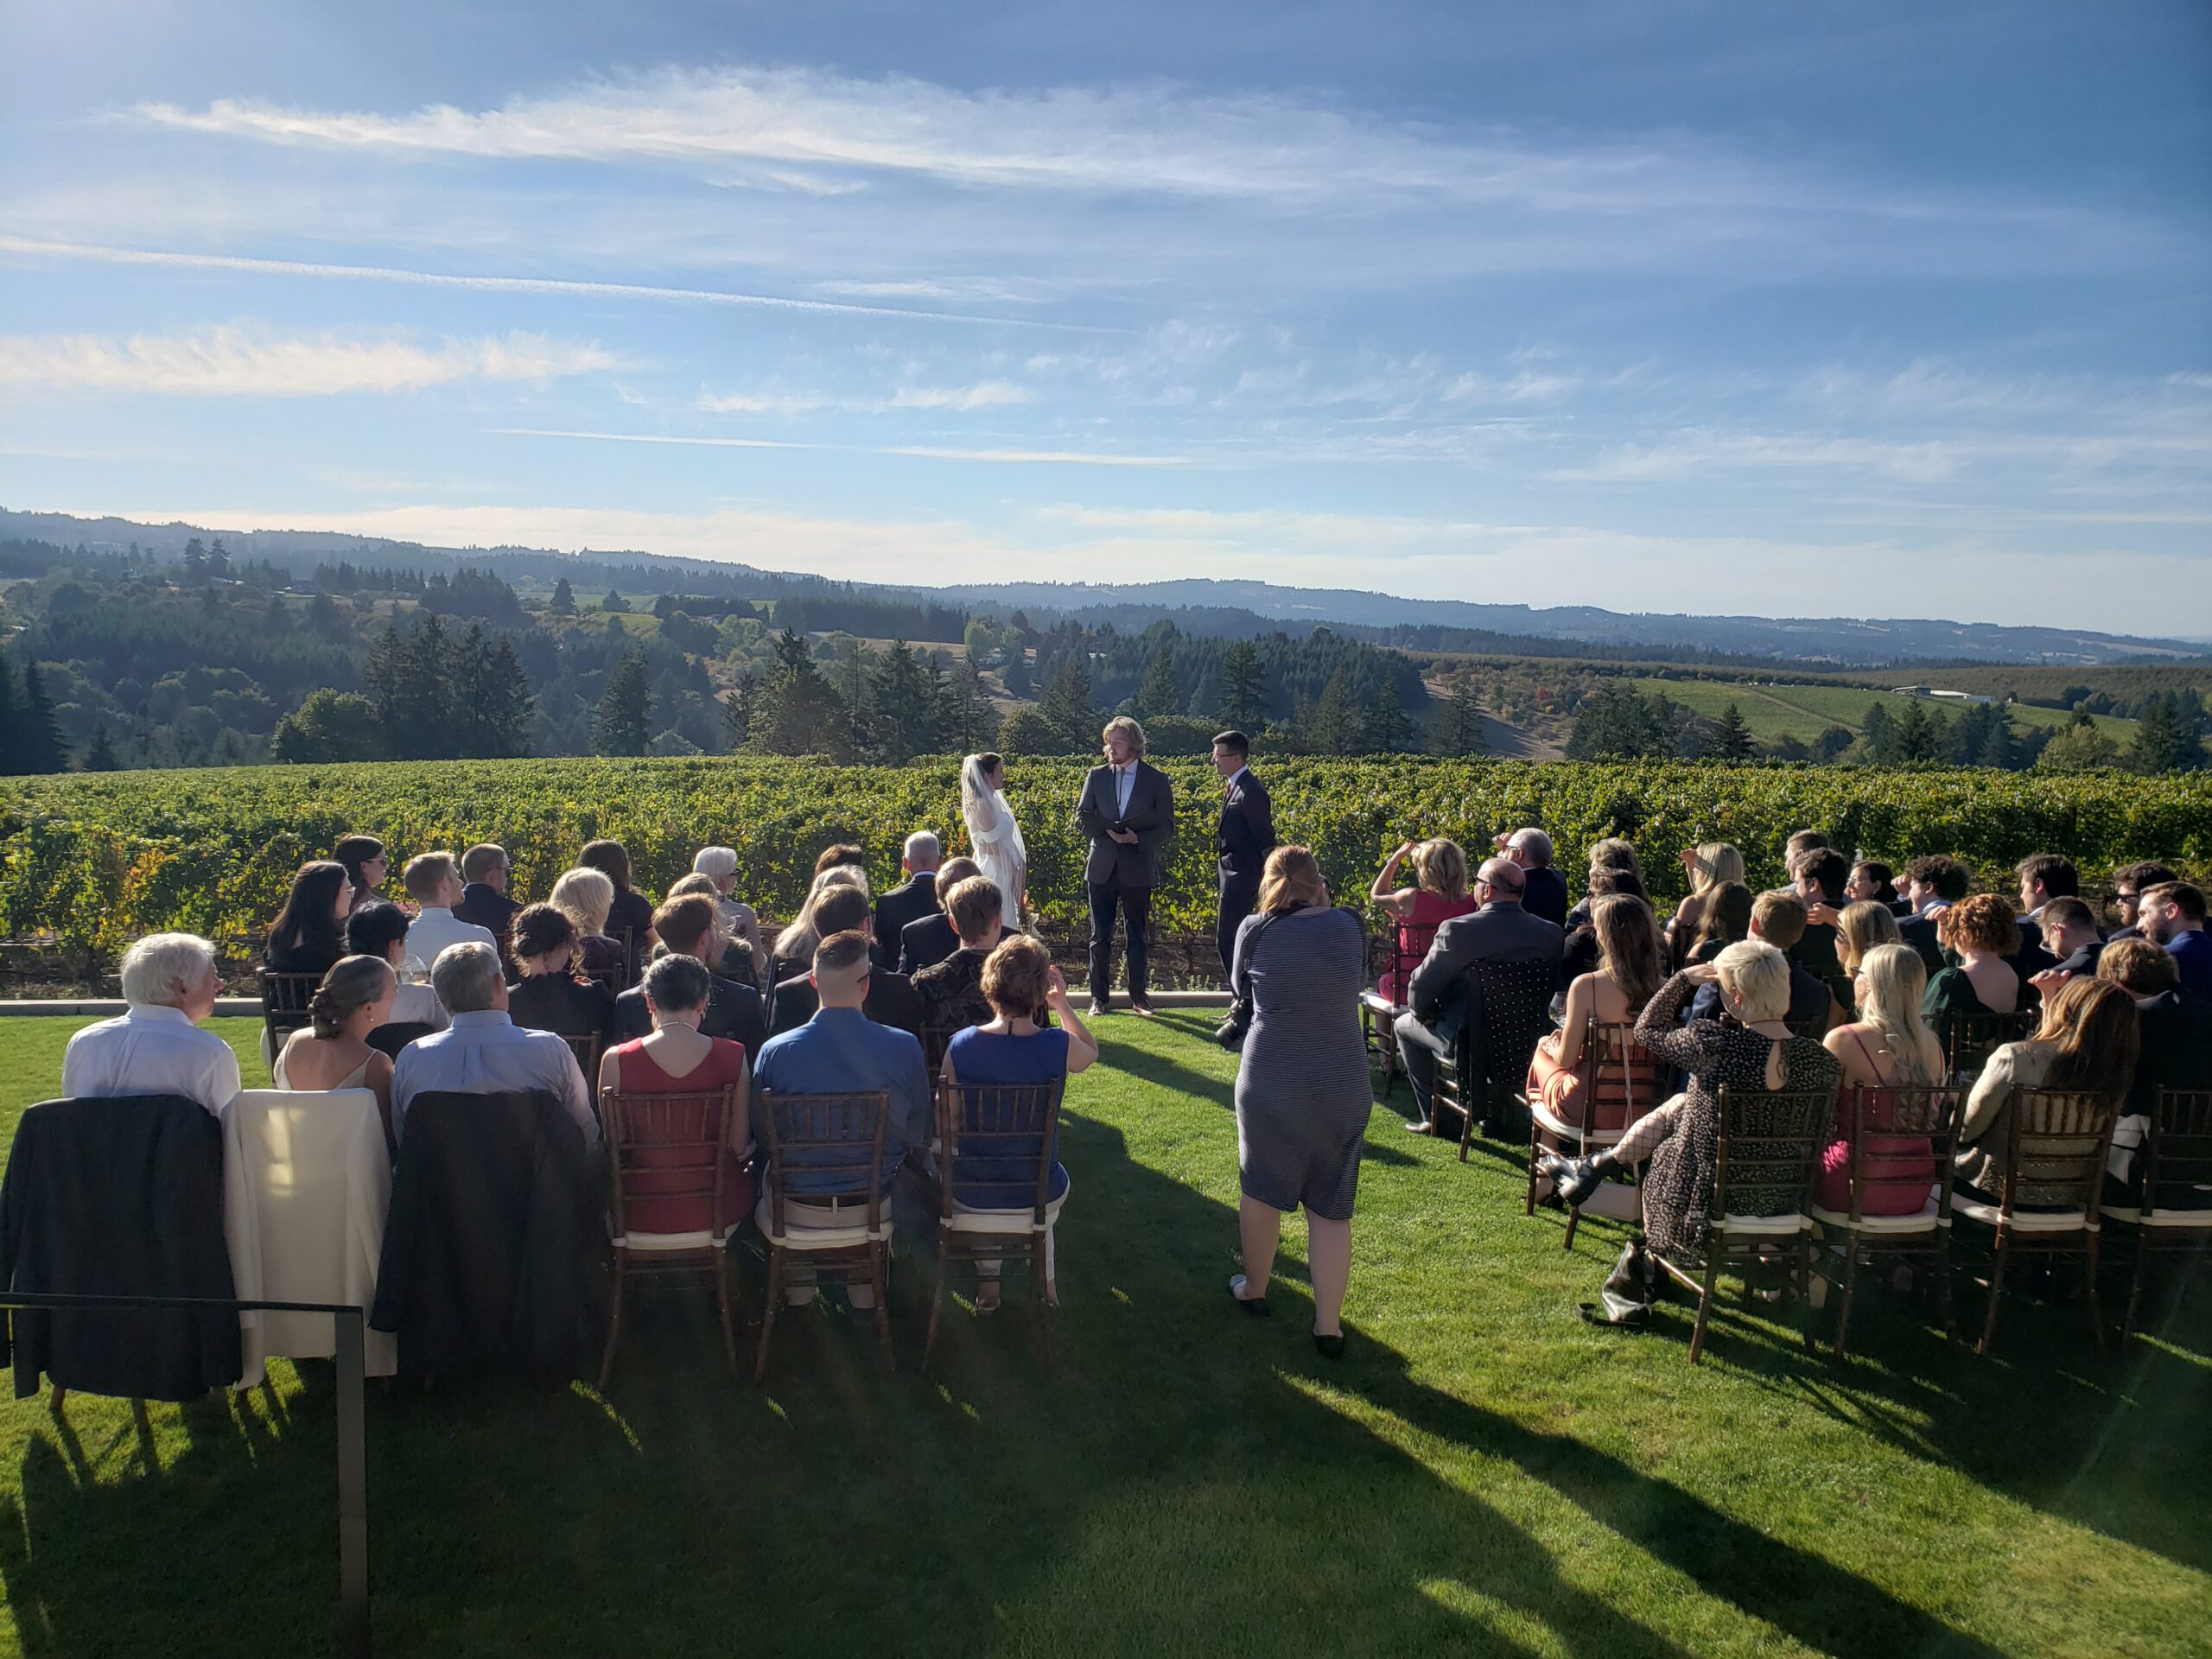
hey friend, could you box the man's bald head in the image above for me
[1476,856,1525,903]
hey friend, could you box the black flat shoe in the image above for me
[1128,999,1157,1018]
[1313,1332,1345,1358]
[1227,1274,1272,1316]
[1543,1152,1610,1209]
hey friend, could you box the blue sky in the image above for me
[2,0,2208,630]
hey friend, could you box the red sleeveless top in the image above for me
[607,1037,753,1236]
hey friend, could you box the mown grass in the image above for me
[0,1013,2204,1656]
[1634,678,2139,746]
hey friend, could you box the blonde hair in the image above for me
[1854,944,1936,1087]
[1836,899,1902,980]
[1688,842,1745,896]
[1715,939,1791,1024]
[774,864,873,963]
[1411,839,1470,901]
[665,874,730,946]
[550,867,615,937]
[1101,715,1147,756]
[403,850,458,903]
[1260,845,1327,915]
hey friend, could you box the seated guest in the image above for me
[505,902,615,1041]
[345,900,450,1032]
[613,896,767,1055]
[401,852,499,968]
[266,860,354,977]
[1815,944,1943,1216]
[1923,893,2022,1039]
[276,955,397,1137]
[61,933,241,1116]
[1846,860,1902,912]
[1528,893,1667,1133]
[2097,941,2212,1202]
[942,934,1097,1308]
[1395,856,1565,1135]
[1956,978,2136,1200]
[897,855,982,976]
[1368,838,1479,1003]
[2013,853,2080,968]
[875,831,944,945]
[1567,838,1643,931]
[1668,842,1745,960]
[334,834,390,902]
[751,931,933,1308]
[770,885,923,1038]
[550,868,626,978]
[390,942,596,1145]
[814,843,868,881]
[1560,867,1648,987]
[1788,846,1851,1002]
[2139,881,2212,1000]
[2108,861,2177,943]
[914,875,1007,1033]
[596,953,755,1236]
[1495,829,1568,928]
[1686,892,1833,1032]
[1785,829,1829,866]
[1902,854,1970,921]
[2024,896,2103,995]
[1681,880,1752,967]
[452,842,522,938]
[1830,899,1903,1001]
[667,873,758,986]
[579,839,657,973]
[770,864,874,986]
[691,846,766,966]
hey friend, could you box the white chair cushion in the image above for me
[1359,990,1404,1016]
[753,1191,893,1248]
[1529,1096,1628,1146]
[609,1227,731,1252]
[1949,1195,2095,1232]
[1808,1191,1947,1234]
[1712,1211,1812,1236]
[2100,1205,2212,1230]
[944,1188,1069,1236]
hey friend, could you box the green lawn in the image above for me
[0,1014,2204,1656]
[1634,678,2139,746]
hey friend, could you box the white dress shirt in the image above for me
[389,1010,597,1145]
[60,1004,242,1116]
[391,981,450,1032]
[403,907,499,972]
[1114,761,1137,818]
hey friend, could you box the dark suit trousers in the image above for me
[1217,875,1260,979]
[1088,877,1153,1001]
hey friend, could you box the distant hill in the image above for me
[4,507,2197,668]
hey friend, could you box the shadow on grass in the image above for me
[0,1037,2184,1656]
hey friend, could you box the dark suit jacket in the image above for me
[2131,989,2212,1116]
[1216,770,1274,887]
[611,973,766,1058]
[768,968,925,1039]
[1408,902,1565,1033]
[874,873,939,948]
[1077,760,1176,887]
[454,882,522,938]
[1898,912,1943,974]
[1521,867,1569,930]
[898,912,959,977]
[2008,911,2061,982]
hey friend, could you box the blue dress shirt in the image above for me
[752,1007,932,1194]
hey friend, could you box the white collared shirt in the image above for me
[61,1004,242,1117]
[389,1010,596,1146]
[1114,761,1137,817]
[1225,765,1249,795]
[403,906,499,972]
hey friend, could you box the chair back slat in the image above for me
[758,1089,891,1236]
[1711,1083,1838,1221]
[563,1033,602,1093]
[921,1025,962,1076]
[1465,959,1559,1120]
[258,970,324,1046]
[936,1079,1065,1224]
[2140,1088,2212,1219]
[1994,1088,2119,1216]
[1839,1083,1961,1224]
[601,1084,738,1240]
[1581,1021,1665,1134]
[1944,1009,2037,1080]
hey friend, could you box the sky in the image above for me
[2,1,2208,632]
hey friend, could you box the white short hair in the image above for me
[1715,940,1791,1025]
[430,941,503,1014]
[123,933,218,1007]
[1509,828,1554,868]
[692,846,738,880]
[904,830,941,865]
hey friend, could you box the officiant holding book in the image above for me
[1076,716,1176,1017]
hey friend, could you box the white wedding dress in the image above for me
[963,788,1028,926]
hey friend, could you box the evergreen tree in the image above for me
[594,650,652,756]
[1887,700,1948,763]
[2126,695,2203,773]
[1040,652,1095,749]
[397,613,454,757]
[84,723,123,771]
[601,588,626,613]
[1134,649,1182,722]
[1710,702,1753,761]
[939,653,995,753]
[1860,701,1894,756]
[1306,670,1363,754]
[2037,713,2120,772]
[1565,684,1679,760]
[181,537,207,582]
[1974,709,2015,770]
[272,690,384,763]
[1428,676,1485,755]
[752,630,852,759]
[0,655,18,775]
[1001,647,1033,697]
[362,624,409,728]
[448,626,533,757]
[721,671,760,748]
[550,577,576,616]
[1361,683,1415,753]
[1220,639,1269,732]
[17,659,66,773]
[868,639,938,762]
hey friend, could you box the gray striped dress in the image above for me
[1233,906,1373,1221]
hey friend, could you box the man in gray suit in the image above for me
[1395,856,1564,1134]
[1076,715,1177,1017]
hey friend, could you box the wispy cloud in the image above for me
[491,426,1185,466]
[695,378,1031,415]
[0,324,624,397]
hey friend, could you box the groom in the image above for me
[1211,729,1274,977]
[1076,715,1176,1016]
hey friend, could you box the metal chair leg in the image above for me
[715,1246,739,1376]
[597,1247,626,1390]
[1831,1238,1860,1359]
[923,1235,950,1370]
[1978,1237,2009,1357]
[2082,1234,2107,1352]
[753,1247,783,1382]
[1688,1252,1722,1363]
[869,1246,894,1370]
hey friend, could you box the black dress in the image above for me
[507,973,615,1040]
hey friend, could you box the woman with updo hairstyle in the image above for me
[505,901,616,1042]
[276,954,397,1132]
[596,950,755,1236]
[1368,836,1478,1003]
[1924,892,2022,1032]
[267,860,355,977]
[333,835,389,900]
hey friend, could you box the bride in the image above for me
[960,751,1028,928]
